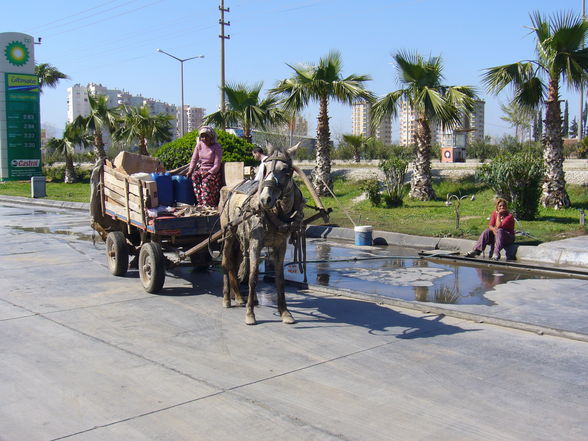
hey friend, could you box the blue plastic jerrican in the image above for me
[172,175,195,205]
[150,172,174,206]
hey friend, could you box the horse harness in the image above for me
[220,151,307,281]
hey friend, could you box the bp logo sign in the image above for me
[4,41,29,66]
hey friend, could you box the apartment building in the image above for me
[399,99,485,147]
[351,101,392,144]
[67,83,206,149]
[182,105,205,135]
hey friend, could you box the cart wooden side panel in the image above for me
[101,165,157,231]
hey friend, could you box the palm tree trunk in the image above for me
[64,154,77,184]
[541,79,570,209]
[139,137,149,156]
[244,126,253,144]
[409,118,436,200]
[94,130,107,160]
[312,96,332,195]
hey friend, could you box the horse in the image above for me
[219,143,305,325]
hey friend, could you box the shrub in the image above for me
[154,130,256,170]
[360,179,382,207]
[379,157,408,207]
[467,141,499,162]
[578,137,588,159]
[333,142,355,160]
[430,143,441,161]
[43,165,65,182]
[476,151,544,220]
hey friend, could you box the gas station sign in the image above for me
[0,33,42,181]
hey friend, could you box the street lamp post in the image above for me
[156,48,204,137]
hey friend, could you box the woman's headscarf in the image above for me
[199,126,218,144]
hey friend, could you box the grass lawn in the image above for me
[299,177,588,244]
[1,176,586,244]
[0,180,91,203]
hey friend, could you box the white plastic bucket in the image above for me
[354,225,373,246]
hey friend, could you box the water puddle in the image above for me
[283,239,564,306]
[8,225,96,242]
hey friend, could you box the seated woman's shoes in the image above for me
[465,250,481,258]
[491,254,501,261]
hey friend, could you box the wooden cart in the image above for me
[91,161,220,293]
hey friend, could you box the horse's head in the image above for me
[258,143,299,210]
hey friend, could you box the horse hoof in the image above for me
[223,299,231,308]
[281,313,296,325]
[245,315,257,325]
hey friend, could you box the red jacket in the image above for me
[489,210,515,235]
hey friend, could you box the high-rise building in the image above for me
[66,83,203,149]
[468,99,485,144]
[182,105,205,135]
[399,99,485,147]
[399,100,440,146]
[351,101,391,144]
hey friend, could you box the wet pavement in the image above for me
[1,201,588,440]
[284,239,569,306]
[2,200,588,338]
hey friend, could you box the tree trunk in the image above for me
[139,137,149,156]
[94,130,107,160]
[64,154,77,184]
[541,78,570,209]
[312,96,332,196]
[409,117,435,200]
[244,127,253,144]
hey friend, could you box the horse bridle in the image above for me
[261,153,293,197]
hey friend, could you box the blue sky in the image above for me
[2,0,584,142]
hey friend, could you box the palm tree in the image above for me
[74,94,121,160]
[342,134,371,163]
[35,63,68,92]
[204,82,287,143]
[115,105,173,155]
[271,50,374,195]
[500,101,534,142]
[483,11,588,209]
[371,51,476,200]
[45,123,91,183]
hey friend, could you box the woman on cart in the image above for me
[187,126,223,207]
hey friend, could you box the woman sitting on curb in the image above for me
[465,198,515,261]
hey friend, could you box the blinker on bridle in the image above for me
[261,154,292,194]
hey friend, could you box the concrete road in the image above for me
[1,203,587,441]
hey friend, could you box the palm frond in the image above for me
[482,62,536,94]
[371,90,404,131]
[512,77,545,108]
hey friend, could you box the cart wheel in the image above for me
[190,252,212,271]
[139,242,165,293]
[105,231,129,276]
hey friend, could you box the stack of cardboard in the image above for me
[112,151,165,175]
